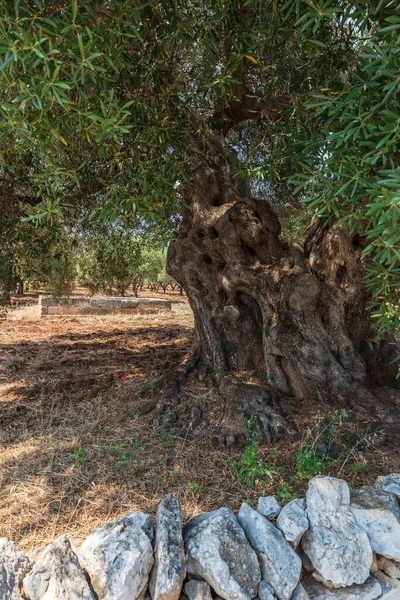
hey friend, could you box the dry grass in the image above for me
[1,292,399,556]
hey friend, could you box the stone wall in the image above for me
[39,295,172,317]
[1,474,400,600]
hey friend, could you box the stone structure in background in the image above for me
[39,295,172,317]
[1,474,400,600]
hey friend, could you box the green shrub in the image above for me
[295,447,325,479]
[232,441,280,488]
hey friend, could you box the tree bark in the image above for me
[167,132,399,447]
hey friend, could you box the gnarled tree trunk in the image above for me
[167,133,398,447]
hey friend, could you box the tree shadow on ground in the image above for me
[0,325,192,423]
[1,317,400,553]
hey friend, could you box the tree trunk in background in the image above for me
[167,133,398,447]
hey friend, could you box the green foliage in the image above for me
[275,480,299,505]
[73,446,88,463]
[131,431,143,449]
[232,440,325,499]
[278,204,315,242]
[159,428,172,449]
[0,0,189,229]
[140,248,166,285]
[43,241,76,298]
[0,197,72,303]
[0,0,397,343]
[73,228,173,296]
[352,462,368,475]
[295,447,325,479]
[105,445,135,470]
[0,0,355,225]
[276,446,327,501]
[139,247,174,288]
[76,232,145,296]
[232,441,280,488]
[287,2,400,335]
[186,481,200,495]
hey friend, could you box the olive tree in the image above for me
[0,0,398,444]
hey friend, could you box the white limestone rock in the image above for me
[302,476,372,587]
[237,503,301,600]
[276,499,308,549]
[79,512,154,600]
[258,580,276,600]
[376,556,400,579]
[350,486,400,562]
[184,580,213,600]
[184,507,261,600]
[0,538,33,600]
[23,535,94,600]
[302,576,382,600]
[150,494,186,600]
[257,497,282,520]
[375,473,400,499]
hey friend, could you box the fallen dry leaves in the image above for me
[1,292,399,554]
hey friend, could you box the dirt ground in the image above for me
[1,291,399,555]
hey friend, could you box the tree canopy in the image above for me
[75,231,170,296]
[0,0,398,333]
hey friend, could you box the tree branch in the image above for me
[214,83,291,134]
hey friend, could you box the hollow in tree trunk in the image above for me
[167,133,399,447]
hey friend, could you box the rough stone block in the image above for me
[39,295,171,317]
[47,306,81,315]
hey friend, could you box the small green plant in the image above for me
[275,479,299,504]
[131,431,143,449]
[268,447,280,460]
[232,441,280,488]
[295,447,325,479]
[169,468,180,478]
[159,428,171,449]
[186,481,200,495]
[73,446,88,463]
[352,462,367,474]
[105,445,134,470]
